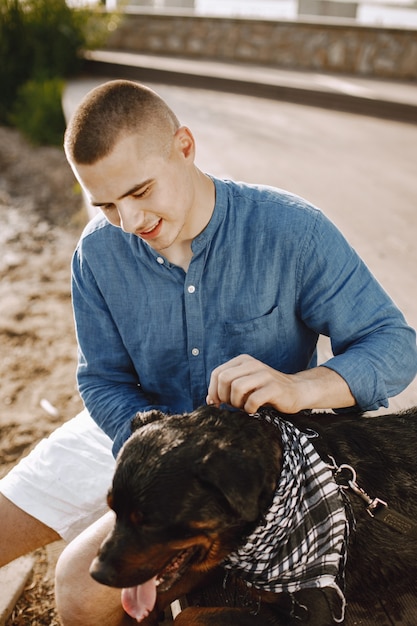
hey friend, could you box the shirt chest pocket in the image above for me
[220,306,289,367]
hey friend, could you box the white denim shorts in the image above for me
[0,409,116,542]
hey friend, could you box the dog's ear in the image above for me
[195,449,266,523]
[131,410,166,432]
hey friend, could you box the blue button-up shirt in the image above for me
[72,177,417,456]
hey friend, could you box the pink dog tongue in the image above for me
[121,577,157,622]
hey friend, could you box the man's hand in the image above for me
[206,354,355,414]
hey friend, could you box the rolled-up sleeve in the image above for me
[297,211,417,411]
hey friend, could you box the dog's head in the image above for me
[90,406,282,613]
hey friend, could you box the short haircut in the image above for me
[64,80,181,165]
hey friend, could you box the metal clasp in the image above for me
[333,462,387,518]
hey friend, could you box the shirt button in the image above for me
[191,348,200,356]
[187,285,196,293]
[156,256,164,264]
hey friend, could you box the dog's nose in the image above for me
[89,556,118,586]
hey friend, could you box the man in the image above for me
[1,80,416,625]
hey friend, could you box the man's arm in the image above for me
[72,245,171,457]
[207,209,417,415]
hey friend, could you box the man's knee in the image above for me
[55,543,96,625]
[55,545,128,626]
[0,493,60,567]
[55,512,128,626]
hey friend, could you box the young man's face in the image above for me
[71,127,200,254]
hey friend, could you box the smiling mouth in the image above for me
[121,546,201,622]
[138,219,162,239]
[156,546,200,591]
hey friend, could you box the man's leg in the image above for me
[0,410,115,566]
[0,494,60,567]
[55,511,135,626]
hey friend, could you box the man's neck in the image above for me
[163,243,194,272]
[165,171,215,272]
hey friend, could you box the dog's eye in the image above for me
[129,510,144,525]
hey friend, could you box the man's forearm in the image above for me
[289,365,355,413]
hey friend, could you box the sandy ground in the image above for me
[0,125,85,625]
[0,126,85,478]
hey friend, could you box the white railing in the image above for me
[120,0,417,28]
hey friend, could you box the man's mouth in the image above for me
[137,219,162,240]
[121,547,199,622]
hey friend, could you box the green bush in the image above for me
[10,78,67,146]
[0,0,32,122]
[0,0,118,141]
[25,0,86,80]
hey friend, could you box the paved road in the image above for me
[64,78,417,410]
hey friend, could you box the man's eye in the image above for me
[133,187,150,199]
[102,204,115,211]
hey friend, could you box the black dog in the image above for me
[90,406,417,625]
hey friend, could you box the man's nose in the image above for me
[117,200,145,234]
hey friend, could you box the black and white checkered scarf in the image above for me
[222,410,348,615]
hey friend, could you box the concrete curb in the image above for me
[0,541,66,626]
[0,556,35,626]
[82,49,417,124]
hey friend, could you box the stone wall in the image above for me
[105,10,417,79]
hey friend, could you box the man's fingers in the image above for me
[208,356,266,409]
[207,355,248,405]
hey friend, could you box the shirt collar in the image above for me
[191,176,227,255]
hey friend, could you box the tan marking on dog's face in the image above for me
[189,520,223,530]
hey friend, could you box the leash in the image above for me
[300,426,417,539]
[328,455,417,538]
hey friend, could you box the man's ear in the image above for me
[194,449,267,523]
[131,410,166,432]
[174,126,195,161]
